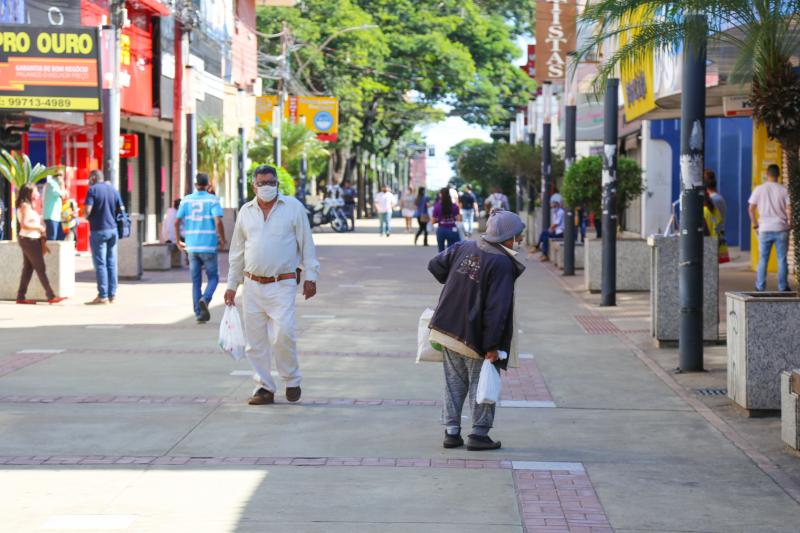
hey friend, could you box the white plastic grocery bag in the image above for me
[476,359,502,405]
[219,306,246,361]
[416,308,443,363]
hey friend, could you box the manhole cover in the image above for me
[695,388,728,397]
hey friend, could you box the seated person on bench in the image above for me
[536,199,564,262]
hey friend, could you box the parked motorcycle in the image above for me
[306,197,350,233]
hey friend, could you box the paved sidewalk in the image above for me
[1,219,800,532]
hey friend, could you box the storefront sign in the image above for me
[620,7,656,121]
[119,134,138,158]
[723,95,753,117]
[256,95,339,141]
[0,26,101,111]
[534,0,577,83]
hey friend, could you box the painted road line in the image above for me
[229,370,253,377]
[519,352,534,359]
[338,284,365,288]
[499,400,556,408]
[16,349,65,354]
[301,314,336,319]
[85,325,125,329]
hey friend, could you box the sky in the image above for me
[419,34,532,191]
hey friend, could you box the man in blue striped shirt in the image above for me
[176,173,226,323]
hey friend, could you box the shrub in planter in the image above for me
[561,155,644,216]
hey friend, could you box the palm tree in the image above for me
[197,119,236,188]
[579,0,800,283]
[248,121,329,182]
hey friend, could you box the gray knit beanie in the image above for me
[481,209,526,243]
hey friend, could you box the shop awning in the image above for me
[129,0,171,17]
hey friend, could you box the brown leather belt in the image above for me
[245,271,296,284]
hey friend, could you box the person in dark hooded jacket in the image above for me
[428,209,526,451]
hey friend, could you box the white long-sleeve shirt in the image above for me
[227,195,320,290]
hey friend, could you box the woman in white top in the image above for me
[400,185,417,233]
[15,183,65,304]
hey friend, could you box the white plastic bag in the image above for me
[219,306,246,361]
[476,359,502,405]
[416,308,443,363]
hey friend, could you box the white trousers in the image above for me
[242,277,301,393]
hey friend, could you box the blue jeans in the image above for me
[90,229,118,299]
[189,252,219,318]
[436,225,461,252]
[45,219,64,240]
[378,212,392,235]
[462,209,475,236]
[756,230,789,291]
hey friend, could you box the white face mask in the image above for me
[257,185,278,202]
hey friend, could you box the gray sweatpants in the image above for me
[442,348,495,437]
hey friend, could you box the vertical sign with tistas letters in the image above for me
[535,0,577,84]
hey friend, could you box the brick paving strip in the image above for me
[0,351,62,378]
[0,454,612,531]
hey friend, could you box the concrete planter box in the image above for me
[0,241,75,300]
[552,241,584,270]
[648,235,719,344]
[584,237,649,292]
[727,292,800,413]
[526,208,542,247]
[143,243,171,271]
[781,371,800,450]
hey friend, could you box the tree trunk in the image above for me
[784,140,800,288]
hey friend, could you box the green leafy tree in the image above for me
[197,119,236,187]
[580,0,800,281]
[562,155,644,217]
[257,0,535,186]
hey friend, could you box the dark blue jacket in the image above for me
[428,239,524,370]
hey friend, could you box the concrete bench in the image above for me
[0,241,75,300]
[552,241,584,270]
[143,243,172,271]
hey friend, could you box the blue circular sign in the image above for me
[314,111,334,132]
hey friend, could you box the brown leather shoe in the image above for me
[248,388,274,405]
[286,386,301,402]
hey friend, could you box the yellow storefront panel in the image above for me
[750,122,783,272]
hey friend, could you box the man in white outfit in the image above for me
[225,165,320,405]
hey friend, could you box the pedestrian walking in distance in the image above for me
[459,185,477,237]
[432,187,461,252]
[84,170,122,305]
[428,209,526,451]
[374,184,397,237]
[400,185,417,233]
[414,186,430,246]
[176,173,226,324]
[15,183,66,304]
[749,164,792,291]
[225,164,320,405]
[43,171,66,241]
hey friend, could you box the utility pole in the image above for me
[601,78,619,307]
[238,88,247,207]
[527,98,537,213]
[678,15,707,372]
[101,1,124,191]
[541,81,553,233]
[563,53,578,276]
[274,21,289,168]
[299,114,308,203]
[185,65,197,189]
[515,111,525,212]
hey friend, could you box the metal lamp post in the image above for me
[238,88,247,207]
[541,81,553,233]
[600,78,619,307]
[563,52,578,276]
[678,15,707,372]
